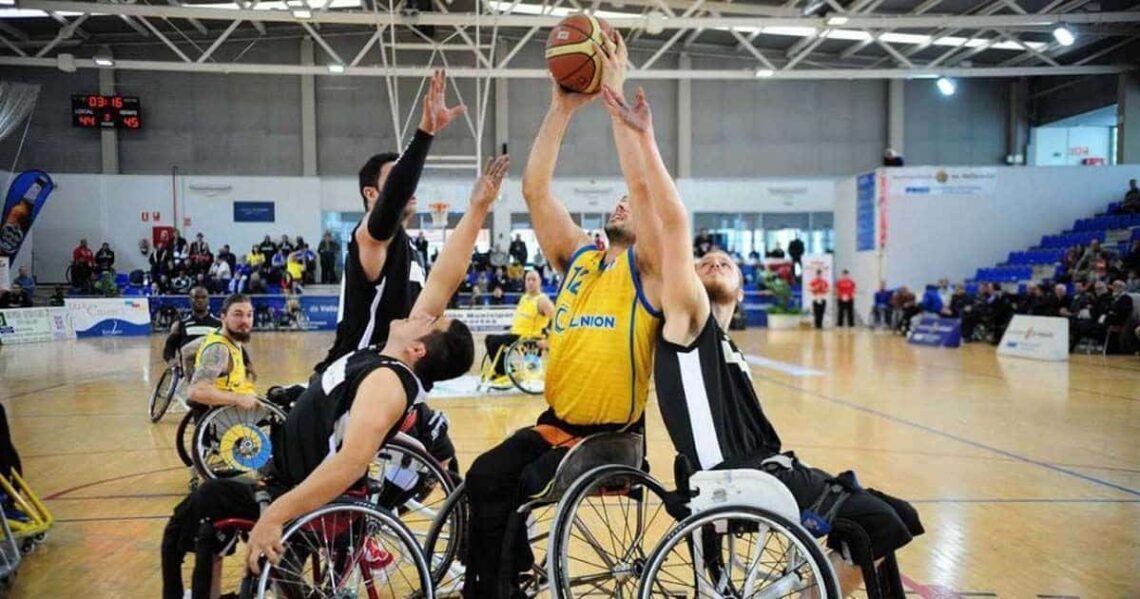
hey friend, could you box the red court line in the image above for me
[44,466,183,500]
[47,492,185,501]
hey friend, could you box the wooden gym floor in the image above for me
[0,329,1137,598]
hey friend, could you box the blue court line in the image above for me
[755,374,1140,498]
[909,498,1140,504]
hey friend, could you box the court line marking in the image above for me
[755,374,1140,497]
[44,466,184,500]
[745,354,824,377]
[909,498,1140,504]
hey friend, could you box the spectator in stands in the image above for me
[509,233,528,267]
[414,231,430,268]
[943,283,971,318]
[247,245,266,272]
[490,243,509,269]
[1046,284,1069,317]
[808,269,829,330]
[1075,240,1106,282]
[1127,270,1140,293]
[189,234,213,274]
[298,242,318,285]
[0,283,31,308]
[1018,283,1050,316]
[13,265,34,295]
[279,234,295,254]
[93,271,118,297]
[258,235,277,257]
[48,286,65,307]
[150,240,172,279]
[208,255,232,293]
[882,148,904,167]
[230,258,251,294]
[95,242,115,276]
[281,271,303,295]
[872,280,894,328]
[490,284,505,306]
[73,238,95,269]
[788,235,805,280]
[1069,281,1110,351]
[189,232,210,258]
[891,286,919,334]
[217,245,236,270]
[247,272,267,294]
[935,279,951,309]
[1120,179,1140,214]
[171,229,189,268]
[765,243,786,259]
[693,228,714,258]
[1104,280,1135,353]
[270,247,288,273]
[593,231,606,251]
[286,248,306,285]
[318,232,340,284]
[1125,241,1140,274]
[506,260,525,292]
[920,284,943,315]
[171,269,192,295]
[835,270,855,327]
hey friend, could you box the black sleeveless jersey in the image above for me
[316,226,425,372]
[180,312,222,342]
[653,314,782,471]
[273,349,425,488]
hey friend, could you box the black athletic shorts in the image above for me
[717,451,924,559]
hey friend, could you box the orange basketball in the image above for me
[545,14,614,95]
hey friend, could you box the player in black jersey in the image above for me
[159,154,509,599]
[602,85,922,597]
[316,69,467,373]
[161,286,221,363]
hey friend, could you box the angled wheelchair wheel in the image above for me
[371,437,460,577]
[497,497,563,598]
[549,465,672,599]
[505,338,546,396]
[148,365,179,423]
[423,482,468,595]
[254,501,434,599]
[191,403,286,480]
[175,410,196,467]
[637,505,840,599]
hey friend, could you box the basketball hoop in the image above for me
[429,202,450,229]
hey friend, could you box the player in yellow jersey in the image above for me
[484,270,554,386]
[463,31,667,597]
[188,293,259,411]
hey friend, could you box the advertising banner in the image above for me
[0,170,54,260]
[0,307,74,344]
[907,315,962,348]
[67,298,152,338]
[883,167,998,197]
[444,308,515,333]
[997,315,1069,362]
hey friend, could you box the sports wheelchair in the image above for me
[424,431,673,598]
[477,336,548,396]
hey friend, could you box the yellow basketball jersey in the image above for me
[195,330,256,394]
[510,293,551,337]
[545,246,661,426]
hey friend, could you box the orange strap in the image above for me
[532,424,581,448]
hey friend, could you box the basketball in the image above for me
[545,14,614,95]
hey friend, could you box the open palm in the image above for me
[602,85,653,134]
[419,69,466,135]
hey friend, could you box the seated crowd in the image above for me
[63,230,346,299]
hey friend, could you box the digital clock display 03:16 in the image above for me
[71,95,142,129]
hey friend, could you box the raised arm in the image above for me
[597,33,665,276]
[521,84,594,275]
[357,70,466,279]
[410,155,511,318]
[603,86,709,345]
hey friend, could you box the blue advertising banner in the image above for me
[1,170,54,259]
[233,201,275,223]
[907,315,962,348]
[855,172,875,252]
[299,295,339,331]
[146,294,338,332]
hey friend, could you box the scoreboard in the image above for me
[71,95,142,129]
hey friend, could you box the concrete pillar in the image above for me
[887,79,904,156]
[677,53,692,178]
[1007,78,1030,165]
[98,66,118,174]
[300,38,318,176]
[1118,71,1140,164]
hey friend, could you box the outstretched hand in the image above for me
[419,69,467,135]
[601,85,653,135]
[470,155,511,211]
